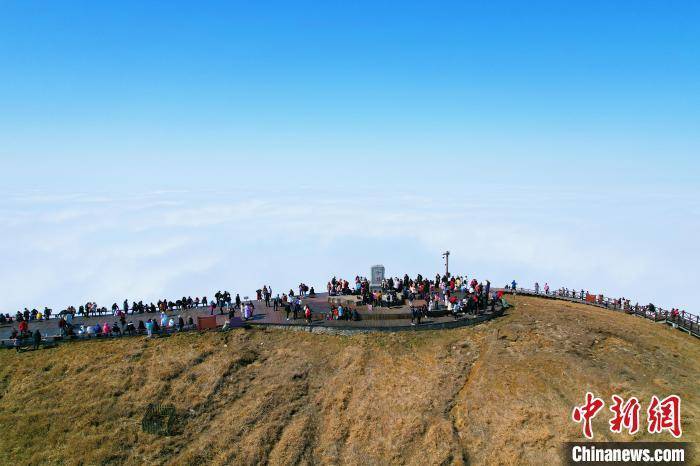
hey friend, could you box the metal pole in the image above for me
[442,251,450,278]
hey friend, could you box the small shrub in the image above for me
[141,403,179,436]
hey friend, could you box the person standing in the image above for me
[58,316,67,337]
[32,329,42,350]
[411,306,421,325]
[293,299,300,320]
[18,319,28,336]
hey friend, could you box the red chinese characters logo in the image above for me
[572,392,605,439]
[609,395,641,435]
[647,395,682,438]
[572,393,682,439]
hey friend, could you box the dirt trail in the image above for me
[0,295,697,465]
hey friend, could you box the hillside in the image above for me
[0,295,698,465]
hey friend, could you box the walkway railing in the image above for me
[506,288,699,338]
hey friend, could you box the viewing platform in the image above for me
[0,292,505,346]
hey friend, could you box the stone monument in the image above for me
[370,264,385,290]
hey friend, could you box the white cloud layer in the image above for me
[0,185,697,313]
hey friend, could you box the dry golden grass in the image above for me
[0,295,698,465]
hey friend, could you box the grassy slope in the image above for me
[0,295,698,465]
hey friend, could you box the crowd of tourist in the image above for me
[7,312,201,351]
[4,272,694,351]
[0,288,255,350]
[326,273,500,317]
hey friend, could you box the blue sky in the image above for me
[0,1,698,312]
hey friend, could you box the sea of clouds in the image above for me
[0,184,697,313]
